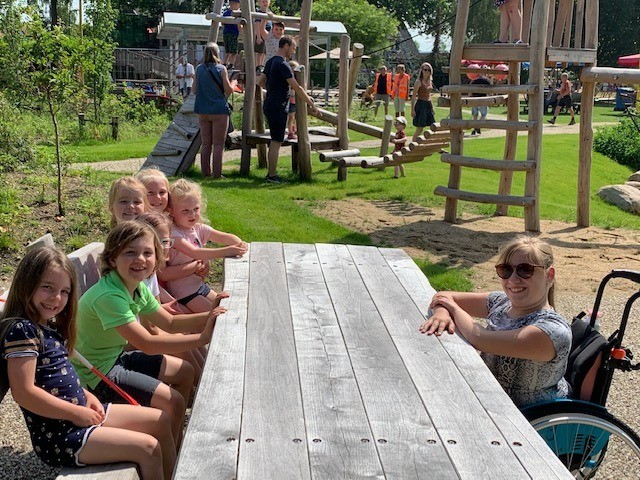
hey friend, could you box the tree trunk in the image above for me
[48,92,64,217]
[432,6,442,55]
[50,0,59,27]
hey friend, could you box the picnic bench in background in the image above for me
[175,242,572,479]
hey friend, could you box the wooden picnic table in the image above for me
[175,243,572,479]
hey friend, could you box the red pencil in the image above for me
[72,351,140,406]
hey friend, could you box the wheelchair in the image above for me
[521,270,640,479]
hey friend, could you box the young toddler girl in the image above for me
[391,116,408,178]
[136,211,207,384]
[286,60,298,140]
[1,247,176,479]
[72,221,224,445]
[420,236,571,407]
[163,179,248,313]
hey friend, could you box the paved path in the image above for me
[71,120,614,174]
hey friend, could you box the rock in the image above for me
[597,184,640,214]
[629,171,640,182]
[625,181,640,191]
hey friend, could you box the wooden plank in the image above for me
[380,249,573,479]
[282,244,385,480]
[461,44,530,62]
[441,84,538,95]
[315,243,457,479]
[318,148,361,161]
[441,154,535,171]
[546,47,597,64]
[442,119,535,131]
[174,250,251,479]
[238,242,310,479]
[434,186,535,206]
[350,246,532,479]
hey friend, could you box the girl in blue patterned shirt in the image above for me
[1,247,176,479]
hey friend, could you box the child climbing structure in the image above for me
[439,0,640,231]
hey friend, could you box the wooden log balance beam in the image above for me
[318,149,361,162]
[312,107,396,140]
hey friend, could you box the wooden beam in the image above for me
[546,47,597,64]
[208,0,224,42]
[312,107,395,140]
[577,81,596,227]
[441,84,538,95]
[319,149,360,161]
[461,44,529,63]
[435,187,535,207]
[441,154,535,171]
[437,95,509,108]
[337,35,350,150]
[441,119,535,131]
[347,43,364,109]
[581,67,640,84]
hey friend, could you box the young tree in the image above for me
[21,10,85,216]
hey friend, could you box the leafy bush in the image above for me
[0,92,36,172]
[594,117,640,170]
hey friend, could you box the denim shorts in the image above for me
[177,283,212,306]
[90,350,163,406]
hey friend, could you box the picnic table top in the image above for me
[175,242,572,479]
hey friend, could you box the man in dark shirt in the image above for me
[258,35,318,183]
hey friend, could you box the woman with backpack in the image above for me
[419,236,571,407]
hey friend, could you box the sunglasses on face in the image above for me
[495,263,545,279]
[161,238,175,248]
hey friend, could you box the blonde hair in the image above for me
[497,236,556,307]
[137,211,172,235]
[168,178,207,222]
[101,221,165,276]
[2,247,79,352]
[203,42,221,64]
[135,167,169,190]
[419,62,433,88]
[108,176,148,227]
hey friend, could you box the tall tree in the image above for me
[597,0,639,66]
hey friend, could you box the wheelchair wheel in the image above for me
[524,401,640,479]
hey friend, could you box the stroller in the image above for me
[521,270,640,479]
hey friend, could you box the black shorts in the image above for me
[264,103,287,142]
[223,33,239,54]
[254,39,266,54]
[178,283,212,306]
[558,95,572,108]
[91,350,163,406]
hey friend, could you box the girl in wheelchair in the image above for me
[419,236,571,407]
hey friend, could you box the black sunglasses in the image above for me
[495,263,545,280]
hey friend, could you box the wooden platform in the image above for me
[175,242,573,479]
[141,94,201,176]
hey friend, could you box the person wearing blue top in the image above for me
[222,0,241,69]
[193,42,234,179]
[258,35,318,184]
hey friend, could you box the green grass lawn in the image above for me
[198,132,640,235]
[40,135,159,163]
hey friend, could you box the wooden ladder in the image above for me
[435,0,552,232]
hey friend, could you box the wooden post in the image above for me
[575,0,585,49]
[522,0,534,43]
[208,0,225,42]
[78,113,85,135]
[337,35,350,150]
[240,0,255,175]
[576,0,599,227]
[347,43,364,109]
[443,0,470,224]
[295,68,312,180]
[254,85,267,168]
[495,61,520,216]
[523,0,550,232]
[295,0,313,180]
[111,116,119,140]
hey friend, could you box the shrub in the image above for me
[594,117,640,170]
[0,92,36,172]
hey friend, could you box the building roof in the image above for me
[156,12,346,43]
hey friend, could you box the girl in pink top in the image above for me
[163,179,248,313]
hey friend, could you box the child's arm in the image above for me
[434,296,557,362]
[8,357,105,427]
[118,307,222,355]
[173,236,248,261]
[156,259,208,282]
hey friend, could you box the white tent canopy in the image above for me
[309,47,370,60]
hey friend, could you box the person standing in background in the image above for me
[392,64,411,118]
[372,65,392,117]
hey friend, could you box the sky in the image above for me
[408,28,452,53]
